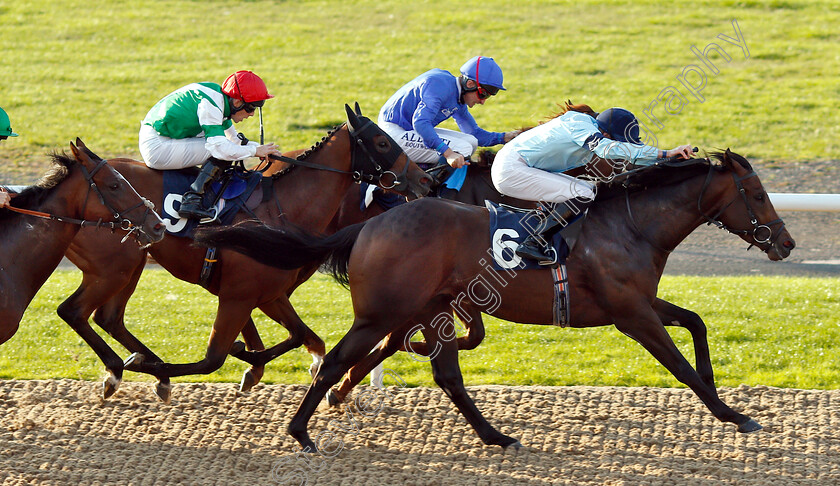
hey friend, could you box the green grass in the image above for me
[3,270,838,390]
[1,0,839,183]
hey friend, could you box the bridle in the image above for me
[266,116,409,191]
[625,159,786,254]
[696,162,786,252]
[4,158,159,247]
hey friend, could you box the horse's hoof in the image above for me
[229,340,247,357]
[155,382,172,404]
[124,352,145,370]
[326,388,344,408]
[737,418,763,433]
[239,369,259,394]
[505,440,523,451]
[102,372,121,399]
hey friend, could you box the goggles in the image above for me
[242,99,265,113]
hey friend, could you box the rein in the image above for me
[265,119,404,190]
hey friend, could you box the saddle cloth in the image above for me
[486,201,570,271]
[160,168,263,238]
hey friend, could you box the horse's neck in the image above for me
[266,129,355,231]
[1,180,85,298]
[621,174,718,253]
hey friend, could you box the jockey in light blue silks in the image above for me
[492,107,694,264]
[378,56,521,174]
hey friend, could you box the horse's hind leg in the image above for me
[654,298,715,389]
[329,322,416,406]
[288,316,396,452]
[419,317,520,449]
[236,317,266,394]
[227,297,315,374]
[615,308,761,433]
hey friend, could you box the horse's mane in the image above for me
[0,152,75,222]
[269,123,346,179]
[594,153,738,202]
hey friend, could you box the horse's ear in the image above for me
[354,102,362,116]
[75,137,85,149]
[345,103,360,129]
[70,141,80,159]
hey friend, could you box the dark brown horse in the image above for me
[56,105,431,401]
[0,140,165,349]
[195,150,795,451]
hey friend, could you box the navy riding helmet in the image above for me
[596,108,642,144]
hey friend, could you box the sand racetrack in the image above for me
[1,380,838,485]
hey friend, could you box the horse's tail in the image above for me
[193,221,365,285]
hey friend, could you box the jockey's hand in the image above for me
[255,143,282,160]
[0,188,10,208]
[504,130,522,143]
[443,148,468,169]
[666,144,694,160]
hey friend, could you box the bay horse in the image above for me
[195,150,796,451]
[57,105,430,401]
[0,139,164,349]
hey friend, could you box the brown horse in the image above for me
[195,150,795,451]
[0,140,164,349]
[56,105,430,401]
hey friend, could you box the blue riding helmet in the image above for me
[460,56,506,91]
[596,108,641,144]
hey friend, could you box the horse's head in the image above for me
[345,103,431,200]
[70,138,165,248]
[706,149,795,261]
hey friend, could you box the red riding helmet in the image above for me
[222,70,274,103]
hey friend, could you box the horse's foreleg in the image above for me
[654,298,715,389]
[57,281,132,399]
[420,320,520,449]
[616,311,761,433]
[288,316,394,453]
[92,261,173,403]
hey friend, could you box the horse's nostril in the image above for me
[783,240,794,249]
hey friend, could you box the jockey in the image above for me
[0,107,18,208]
[492,107,693,264]
[378,56,521,172]
[139,70,283,220]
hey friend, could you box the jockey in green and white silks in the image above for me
[491,107,693,264]
[138,70,282,220]
[378,56,520,171]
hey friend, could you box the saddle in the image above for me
[159,163,263,238]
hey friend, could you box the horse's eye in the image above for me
[754,192,765,202]
[109,182,120,191]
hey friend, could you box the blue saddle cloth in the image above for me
[160,168,263,238]
[486,201,571,270]
[358,182,407,211]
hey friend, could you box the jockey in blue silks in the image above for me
[378,56,521,175]
[492,107,693,264]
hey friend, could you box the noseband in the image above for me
[697,163,786,252]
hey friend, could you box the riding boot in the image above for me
[515,199,594,264]
[178,158,228,220]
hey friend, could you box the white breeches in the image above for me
[378,118,478,165]
[139,124,211,170]
[491,143,596,204]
